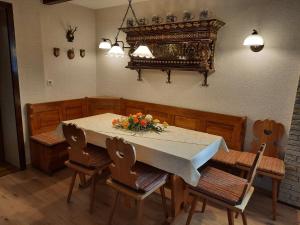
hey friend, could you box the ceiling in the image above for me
[71,0,149,9]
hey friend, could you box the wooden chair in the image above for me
[62,123,111,213]
[212,119,285,220]
[186,143,266,225]
[236,119,285,220]
[106,137,169,225]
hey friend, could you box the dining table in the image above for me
[57,113,228,219]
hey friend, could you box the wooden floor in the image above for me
[0,162,18,177]
[0,168,299,225]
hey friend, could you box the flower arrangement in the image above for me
[112,112,168,133]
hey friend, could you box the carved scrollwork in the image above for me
[121,19,225,86]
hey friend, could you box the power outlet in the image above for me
[46,80,54,87]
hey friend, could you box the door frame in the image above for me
[0,1,26,169]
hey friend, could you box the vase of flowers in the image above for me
[112,113,168,133]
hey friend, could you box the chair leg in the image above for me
[67,171,77,203]
[136,200,144,225]
[272,178,278,220]
[201,199,207,213]
[89,175,97,213]
[160,186,169,218]
[241,212,248,225]
[79,173,87,187]
[108,192,120,225]
[185,196,198,225]
[227,209,234,225]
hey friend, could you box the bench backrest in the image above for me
[27,98,87,136]
[27,97,246,150]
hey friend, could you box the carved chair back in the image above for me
[250,119,284,157]
[106,137,139,190]
[62,123,92,167]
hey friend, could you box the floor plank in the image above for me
[0,168,299,225]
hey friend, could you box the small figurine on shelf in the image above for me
[166,13,177,23]
[138,17,147,25]
[199,10,209,19]
[127,18,135,27]
[183,10,194,21]
[152,15,163,25]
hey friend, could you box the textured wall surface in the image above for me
[279,78,300,207]
[96,0,300,153]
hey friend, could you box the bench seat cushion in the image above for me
[212,149,242,166]
[237,152,285,177]
[31,131,65,146]
[190,166,248,205]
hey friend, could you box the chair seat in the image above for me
[212,149,242,166]
[69,144,111,169]
[190,166,248,206]
[134,163,168,193]
[31,131,65,146]
[111,162,168,193]
[237,152,285,177]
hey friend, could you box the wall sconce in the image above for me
[243,29,264,52]
[99,38,112,49]
[53,48,60,57]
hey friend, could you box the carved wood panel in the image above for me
[120,19,225,86]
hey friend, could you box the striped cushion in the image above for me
[191,167,248,205]
[212,149,242,166]
[237,152,285,177]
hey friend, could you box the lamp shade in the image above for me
[243,31,264,46]
[131,45,155,58]
[107,43,125,57]
[99,40,112,49]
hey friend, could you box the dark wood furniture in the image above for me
[213,119,285,220]
[186,144,266,225]
[106,137,168,225]
[27,96,247,217]
[63,124,111,213]
[43,0,71,5]
[120,19,225,86]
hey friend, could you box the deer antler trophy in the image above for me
[66,25,78,42]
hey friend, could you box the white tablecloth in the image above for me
[57,113,228,186]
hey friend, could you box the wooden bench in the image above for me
[27,97,246,177]
[27,98,88,174]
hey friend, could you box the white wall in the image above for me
[96,0,300,151]
[1,0,96,166]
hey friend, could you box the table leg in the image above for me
[170,175,187,217]
[272,178,278,220]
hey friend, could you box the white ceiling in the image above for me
[71,0,149,9]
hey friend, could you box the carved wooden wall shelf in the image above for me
[120,19,225,86]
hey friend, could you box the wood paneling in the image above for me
[121,99,246,150]
[87,97,121,116]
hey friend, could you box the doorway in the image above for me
[0,1,26,172]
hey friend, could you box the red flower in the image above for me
[133,116,139,124]
[140,119,148,127]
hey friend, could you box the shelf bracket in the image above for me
[162,69,172,84]
[136,69,142,81]
[201,71,209,87]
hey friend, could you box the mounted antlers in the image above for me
[66,25,78,42]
